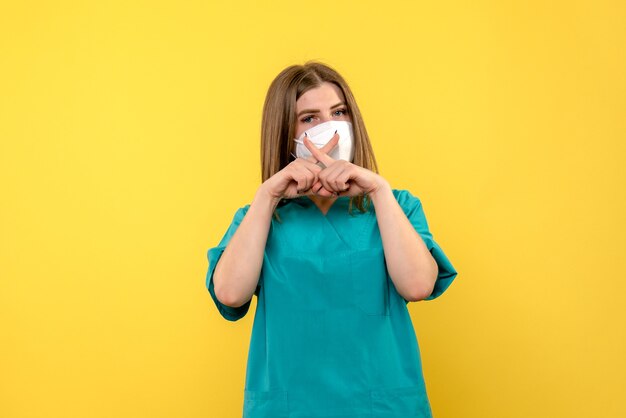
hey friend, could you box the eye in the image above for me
[333,108,348,117]
[301,115,315,123]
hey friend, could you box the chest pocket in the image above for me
[350,247,390,316]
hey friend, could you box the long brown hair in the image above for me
[261,61,379,217]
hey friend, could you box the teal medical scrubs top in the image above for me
[206,189,458,418]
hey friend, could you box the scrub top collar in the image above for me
[284,195,352,216]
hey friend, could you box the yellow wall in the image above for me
[1,1,624,417]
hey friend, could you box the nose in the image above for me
[314,113,334,128]
[319,114,332,123]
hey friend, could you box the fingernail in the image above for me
[334,130,337,134]
[304,132,308,137]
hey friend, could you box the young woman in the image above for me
[206,61,458,418]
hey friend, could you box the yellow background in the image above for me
[1,1,624,417]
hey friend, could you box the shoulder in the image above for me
[230,203,251,223]
[237,203,251,215]
[390,188,422,209]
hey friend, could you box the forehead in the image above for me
[296,82,346,110]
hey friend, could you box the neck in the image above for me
[307,194,338,215]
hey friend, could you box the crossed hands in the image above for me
[261,132,386,201]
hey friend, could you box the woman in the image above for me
[206,61,458,417]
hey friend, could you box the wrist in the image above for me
[255,184,281,210]
[368,176,391,201]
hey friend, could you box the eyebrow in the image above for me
[297,102,346,117]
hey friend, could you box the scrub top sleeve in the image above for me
[205,204,259,321]
[393,189,458,302]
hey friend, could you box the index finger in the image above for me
[319,132,339,156]
[304,133,337,167]
[299,132,340,164]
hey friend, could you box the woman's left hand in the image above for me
[303,134,387,198]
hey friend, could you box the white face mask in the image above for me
[293,120,354,162]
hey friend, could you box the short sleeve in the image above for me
[205,204,259,321]
[393,189,458,302]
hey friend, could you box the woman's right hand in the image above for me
[259,134,339,201]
